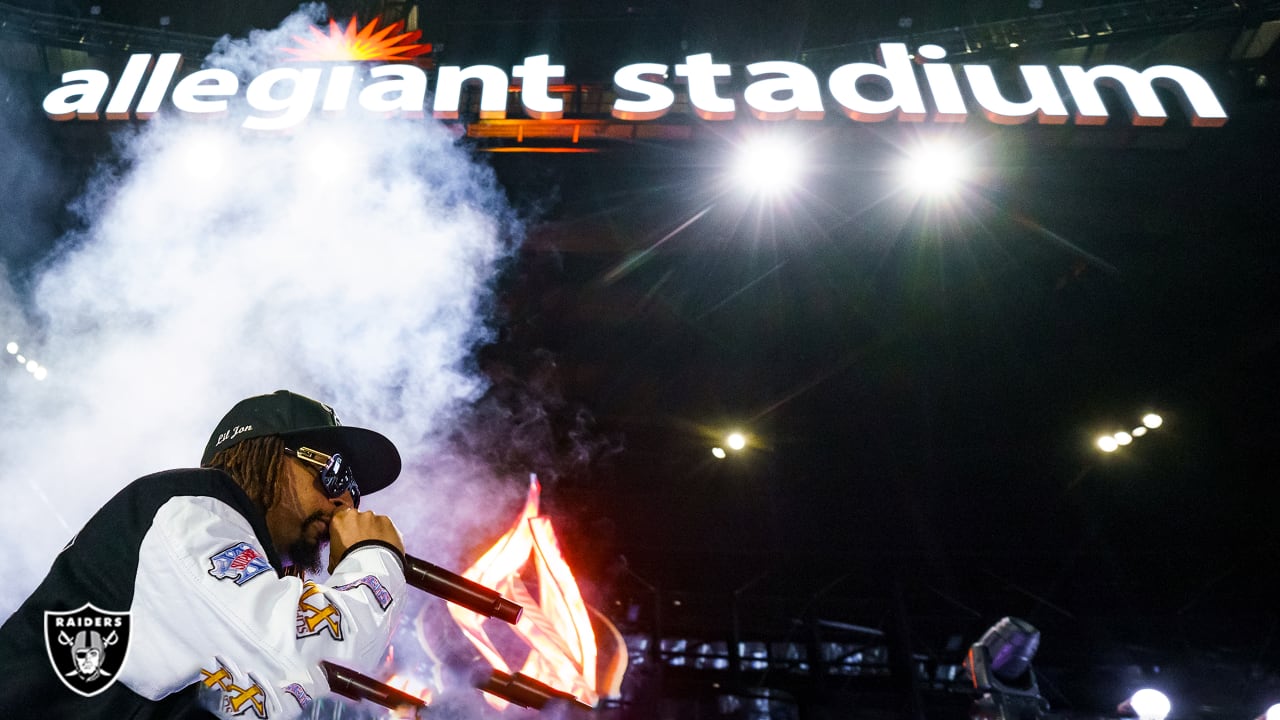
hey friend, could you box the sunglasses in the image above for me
[283,446,360,509]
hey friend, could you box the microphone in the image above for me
[321,661,426,710]
[404,555,523,624]
[478,669,593,712]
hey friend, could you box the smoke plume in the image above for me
[0,6,529,621]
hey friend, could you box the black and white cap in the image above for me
[201,390,401,495]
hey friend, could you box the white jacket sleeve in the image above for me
[119,494,406,719]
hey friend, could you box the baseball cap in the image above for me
[201,390,401,495]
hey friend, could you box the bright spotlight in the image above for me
[1114,431,1133,446]
[711,447,727,459]
[1120,689,1171,720]
[1097,436,1119,452]
[1132,427,1148,437]
[34,367,48,381]
[15,354,26,364]
[5,342,16,354]
[726,433,747,451]
[25,360,39,373]
[1142,413,1163,429]
[899,140,971,196]
[1258,703,1280,720]
[732,137,804,195]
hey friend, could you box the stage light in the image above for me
[1257,703,1280,720]
[726,432,747,451]
[732,137,804,196]
[1119,689,1171,720]
[898,140,971,196]
[967,617,1040,686]
[711,447,727,459]
[6,339,51,381]
[1095,410,1164,453]
[964,617,1048,720]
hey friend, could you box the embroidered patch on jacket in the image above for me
[208,542,273,586]
[201,661,268,718]
[43,603,132,697]
[334,575,394,611]
[283,682,313,710]
[295,582,343,640]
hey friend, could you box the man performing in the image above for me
[0,390,407,719]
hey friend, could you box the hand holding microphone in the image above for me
[327,508,406,574]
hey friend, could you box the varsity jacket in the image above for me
[0,468,405,719]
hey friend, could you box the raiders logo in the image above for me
[43,603,132,697]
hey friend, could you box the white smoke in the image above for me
[0,7,531,619]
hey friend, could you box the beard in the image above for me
[286,510,330,575]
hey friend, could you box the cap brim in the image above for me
[282,426,402,496]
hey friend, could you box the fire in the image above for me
[283,17,432,63]
[449,475,622,710]
[384,674,433,707]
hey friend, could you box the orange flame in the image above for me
[282,17,432,62]
[384,674,433,708]
[449,475,614,710]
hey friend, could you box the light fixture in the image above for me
[731,136,804,197]
[898,139,972,196]
[1095,410,1164,453]
[1256,703,1280,720]
[711,447,727,459]
[6,339,50,381]
[726,432,747,451]
[1119,689,1171,720]
[964,617,1049,720]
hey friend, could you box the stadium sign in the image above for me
[41,18,1228,130]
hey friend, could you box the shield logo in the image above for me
[43,603,132,697]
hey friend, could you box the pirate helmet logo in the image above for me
[44,603,131,697]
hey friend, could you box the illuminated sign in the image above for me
[40,18,1228,130]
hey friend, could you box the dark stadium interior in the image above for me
[2,0,1279,717]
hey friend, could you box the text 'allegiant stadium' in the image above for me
[43,43,1228,131]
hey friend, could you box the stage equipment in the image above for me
[964,617,1050,720]
[479,669,594,712]
[310,559,523,715]
[1118,689,1172,720]
[404,555,523,624]
[321,661,427,713]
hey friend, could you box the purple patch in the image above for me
[335,575,394,611]
[283,682,313,709]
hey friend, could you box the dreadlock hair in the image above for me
[203,435,287,513]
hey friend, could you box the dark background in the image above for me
[3,0,1279,716]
